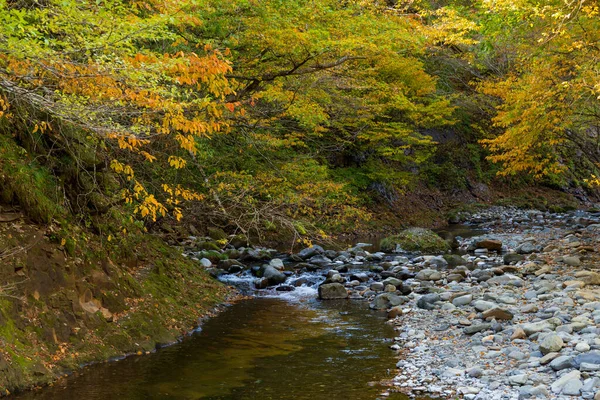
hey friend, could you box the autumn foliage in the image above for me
[0,0,599,238]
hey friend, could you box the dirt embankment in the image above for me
[0,211,232,396]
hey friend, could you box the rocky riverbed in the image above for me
[184,206,600,400]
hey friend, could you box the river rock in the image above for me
[551,370,581,394]
[443,254,465,267]
[576,342,591,352]
[425,256,448,268]
[380,228,450,253]
[464,323,491,335]
[218,259,245,273]
[563,256,581,267]
[269,258,285,270]
[575,351,600,367]
[382,277,403,288]
[417,293,441,310]
[199,258,212,268]
[476,239,503,251]
[325,273,345,284]
[562,379,583,396]
[370,293,405,310]
[517,241,540,254]
[482,307,514,321]
[539,333,563,354]
[511,327,526,340]
[388,306,403,318]
[318,283,348,300]
[298,245,324,259]
[473,300,496,312]
[415,269,442,281]
[308,255,332,264]
[522,318,561,336]
[504,253,525,264]
[550,355,575,371]
[452,294,473,307]
[350,273,369,282]
[262,266,287,285]
[577,271,600,286]
[508,374,528,386]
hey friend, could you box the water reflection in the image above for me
[13,299,419,400]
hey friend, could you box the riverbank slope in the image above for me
[0,213,232,396]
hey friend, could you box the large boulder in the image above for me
[380,228,450,254]
[261,266,287,286]
[318,283,348,300]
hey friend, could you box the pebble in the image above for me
[226,207,600,400]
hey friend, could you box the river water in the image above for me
[10,228,492,400]
[14,296,418,400]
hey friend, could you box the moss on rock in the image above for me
[380,228,450,254]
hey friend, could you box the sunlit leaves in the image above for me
[0,0,234,221]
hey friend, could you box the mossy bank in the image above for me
[0,216,232,397]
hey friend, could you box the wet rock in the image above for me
[388,306,403,319]
[350,272,369,282]
[308,255,332,264]
[298,245,324,259]
[318,283,348,300]
[275,285,294,292]
[382,277,403,288]
[384,284,396,292]
[269,258,285,270]
[217,259,245,273]
[325,273,345,284]
[261,266,287,286]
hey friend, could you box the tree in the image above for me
[0,0,233,222]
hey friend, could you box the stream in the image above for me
[12,225,487,400]
[13,297,414,400]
